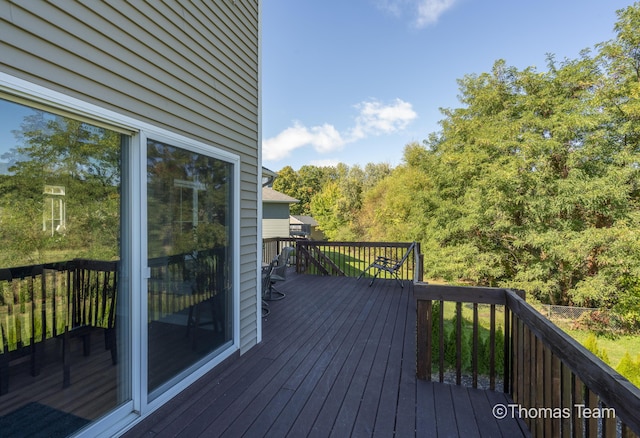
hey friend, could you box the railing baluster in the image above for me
[586,388,598,438]
[504,303,510,394]
[489,304,496,390]
[535,337,544,436]
[552,353,562,437]
[472,303,478,388]
[439,300,444,383]
[560,363,571,438]
[574,375,585,438]
[455,302,462,385]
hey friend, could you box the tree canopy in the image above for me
[271,3,640,330]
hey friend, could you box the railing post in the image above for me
[413,242,423,283]
[416,298,431,381]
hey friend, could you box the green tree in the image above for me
[0,110,121,265]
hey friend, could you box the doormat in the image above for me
[0,402,90,438]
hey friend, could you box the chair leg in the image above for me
[62,330,71,388]
[105,328,117,365]
[357,266,372,280]
[265,282,285,301]
[0,350,8,395]
[394,273,404,288]
[368,269,381,287]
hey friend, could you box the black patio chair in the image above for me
[261,259,277,315]
[265,246,294,301]
[63,259,118,388]
[357,243,415,288]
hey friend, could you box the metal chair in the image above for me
[265,246,294,301]
[357,243,415,288]
[261,259,276,315]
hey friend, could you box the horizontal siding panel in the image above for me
[240,218,258,232]
[123,1,259,107]
[1,1,259,155]
[151,1,258,81]
[263,219,290,239]
[0,43,255,157]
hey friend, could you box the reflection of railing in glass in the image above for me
[0,259,118,394]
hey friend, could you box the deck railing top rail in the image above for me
[505,289,640,436]
[414,282,640,437]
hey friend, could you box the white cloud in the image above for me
[350,98,417,140]
[262,122,345,161]
[415,0,457,27]
[262,99,417,162]
[376,0,457,27]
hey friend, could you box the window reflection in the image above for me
[146,140,233,398]
[0,98,129,436]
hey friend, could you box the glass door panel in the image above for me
[0,98,131,436]
[146,139,233,399]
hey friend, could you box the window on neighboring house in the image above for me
[43,185,66,235]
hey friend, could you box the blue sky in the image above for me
[261,0,636,172]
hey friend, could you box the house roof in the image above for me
[290,215,319,226]
[262,187,299,203]
[262,167,278,187]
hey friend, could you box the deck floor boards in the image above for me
[124,273,530,437]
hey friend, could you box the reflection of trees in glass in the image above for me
[0,101,121,267]
[147,140,231,258]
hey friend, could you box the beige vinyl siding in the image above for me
[0,0,260,350]
[263,218,291,239]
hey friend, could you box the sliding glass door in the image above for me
[146,139,233,400]
[0,88,240,435]
[0,98,131,436]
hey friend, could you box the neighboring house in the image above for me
[0,2,260,437]
[290,214,325,240]
[262,186,299,238]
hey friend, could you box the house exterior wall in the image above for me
[262,203,292,238]
[0,0,260,351]
[263,219,292,239]
[0,1,260,434]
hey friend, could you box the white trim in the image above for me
[131,132,145,417]
[256,0,264,344]
[138,131,150,414]
[0,73,136,134]
[0,72,239,163]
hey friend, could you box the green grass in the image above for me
[560,327,640,369]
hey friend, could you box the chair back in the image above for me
[393,242,415,270]
[262,258,277,293]
[272,246,294,279]
[70,259,118,330]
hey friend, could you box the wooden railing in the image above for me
[263,237,299,265]
[415,283,640,437]
[0,259,118,394]
[147,248,227,322]
[263,240,423,281]
[0,248,227,394]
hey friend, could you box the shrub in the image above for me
[583,333,610,363]
[616,352,640,388]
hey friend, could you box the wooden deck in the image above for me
[124,273,529,437]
